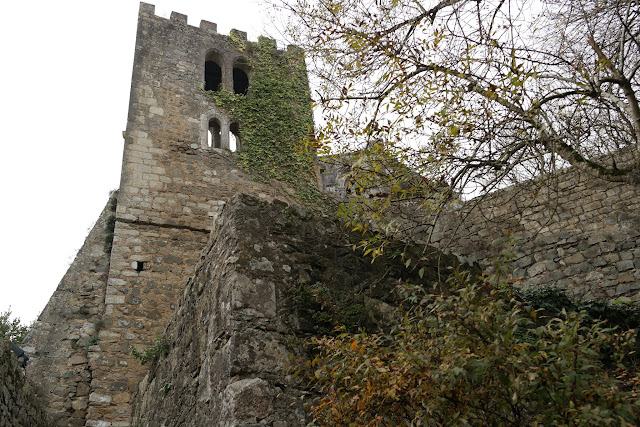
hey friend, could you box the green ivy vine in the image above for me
[204,37,319,203]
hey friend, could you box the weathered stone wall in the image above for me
[22,193,116,426]
[131,194,459,426]
[131,194,309,426]
[1,340,53,427]
[432,167,640,302]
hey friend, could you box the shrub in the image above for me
[519,285,640,331]
[104,215,117,253]
[0,308,30,344]
[310,270,639,425]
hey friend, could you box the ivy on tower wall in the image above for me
[205,37,318,202]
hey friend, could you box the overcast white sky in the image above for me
[0,0,281,324]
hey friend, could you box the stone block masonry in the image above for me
[319,153,640,303]
[432,166,640,303]
[131,194,310,426]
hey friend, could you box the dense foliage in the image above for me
[518,285,640,332]
[309,270,640,425]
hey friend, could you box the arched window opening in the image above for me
[230,122,241,152]
[208,118,222,148]
[233,59,250,95]
[205,51,223,92]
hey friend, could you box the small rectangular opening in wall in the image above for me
[136,261,144,273]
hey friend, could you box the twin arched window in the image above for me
[207,117,242,152]
[205,51,250,95]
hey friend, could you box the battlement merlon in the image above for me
[170,11,188,25]
[200,20,218,35]
[139,2,155,15]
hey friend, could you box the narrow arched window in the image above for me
[230,122,241,151]
[208,118,222,148]
[233,59,250,95]
[205,52,223,92]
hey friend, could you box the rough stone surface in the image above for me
[22,192,117,426]
[429,167,640,302]
[0,340,54,427]
[320,157,640,302]
[131,194,458,426]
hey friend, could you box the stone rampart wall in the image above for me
[318,153,640,302]
[21,193,117,425]
[433,167,640,302]
[132,194,309,426]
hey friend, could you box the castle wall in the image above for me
[23,193,117,426]
[131,195,309,426]
[318,154,640,303]
[432,167,640,302]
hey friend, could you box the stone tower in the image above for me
[23,3,312,426]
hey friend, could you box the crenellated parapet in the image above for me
[139,2,245,40]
